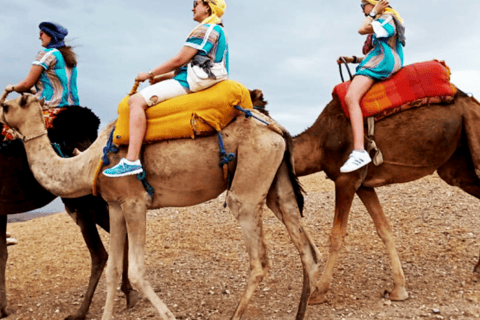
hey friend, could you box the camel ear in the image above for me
[250,89,267,108]
[39,97,45,107]
[20,94,29,107]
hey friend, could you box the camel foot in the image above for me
[389,287,409,301]
[308,289,328,305]
[126,289,141,309]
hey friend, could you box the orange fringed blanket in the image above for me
[332,60,458,120]
[113,80,253,146]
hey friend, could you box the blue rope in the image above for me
[51,142,68,158]
[234,105,271,125]
[218,132,236,168]
[218,132,235,208]
[137,171,155,197]
[101,127,154,196]
[102,127,119,166]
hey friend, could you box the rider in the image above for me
[104,0,228,178]
[4,22,79,108]
[337,0,405,173]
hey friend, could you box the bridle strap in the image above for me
[1,101,48,143]
[23,129,48,142]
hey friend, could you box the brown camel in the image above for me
[288,89,480,304]
[0,103,138,320]
[0,92,324,320]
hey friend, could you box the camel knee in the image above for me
[128,265,146,290]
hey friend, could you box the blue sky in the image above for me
[2,0,480,214]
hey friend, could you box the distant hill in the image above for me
[7,198,65,223]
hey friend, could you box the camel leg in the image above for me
[227,193,271,320]
[0,216,10,318]
[266,161,322,319]
[121,199,175,320]
[88,199,139,308]
[102,203,128,320]
[461,97,480,177]
[437,148,480,273]
[356,186,408,300]
[63,196,139,320]
[309,177,357,304]
[63,204,108,320]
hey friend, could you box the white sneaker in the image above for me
[340,150,372,173]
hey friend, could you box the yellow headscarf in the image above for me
[201,0,227,25]
[363,0,404,24]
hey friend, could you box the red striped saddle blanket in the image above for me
[332,60,458,121]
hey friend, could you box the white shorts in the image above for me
[139,79,188,107]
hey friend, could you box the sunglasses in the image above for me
[361,3,367,10]
[193,0,209,8]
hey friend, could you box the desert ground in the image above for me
[4,172,480,320]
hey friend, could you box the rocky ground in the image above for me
[4,172,480,319]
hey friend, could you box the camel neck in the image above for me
[22,132,105,198]
[293,128,324,177]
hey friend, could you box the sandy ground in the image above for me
[4,172,480,320]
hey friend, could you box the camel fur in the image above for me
[288,89,480,304]
[0,99,138,320]
[1,92,323,320]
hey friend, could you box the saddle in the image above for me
[333,60,457,121]
[333,60,458,166]
[113,80,253,146]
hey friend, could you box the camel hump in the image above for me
[333,60,457,120]
[113,80,253,145]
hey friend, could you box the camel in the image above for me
[285,88,480,304]
[0,104,138,320]
[0,91,325,320]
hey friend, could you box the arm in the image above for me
[358,0,390,34]
[336,56,365,64]
[137,46,198,82]
[5,65,43,93]
[149,71,175,85]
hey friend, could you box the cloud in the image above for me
[451,70,480,98]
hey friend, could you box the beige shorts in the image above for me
[140,79,188,107]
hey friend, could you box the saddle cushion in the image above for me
[332,60,458,120]
[113,80,253,145]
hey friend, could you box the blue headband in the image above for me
[39,22,68,49]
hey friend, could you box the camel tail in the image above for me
[283,130,306,216]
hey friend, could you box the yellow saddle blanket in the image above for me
[113,80,253,145]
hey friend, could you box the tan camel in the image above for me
[0,92,324,320]
[286,89,480,304]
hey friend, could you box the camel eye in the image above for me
[1,104,8,113]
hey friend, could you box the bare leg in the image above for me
[0,216,10,318]
[356,186,408,300]
[126,93,149,162]
[344,75,375,150]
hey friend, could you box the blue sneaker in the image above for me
[103,158,143,177]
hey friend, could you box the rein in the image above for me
[338,58,353,83]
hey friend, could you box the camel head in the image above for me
[249,89,269,116]
[0,92,46,138]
